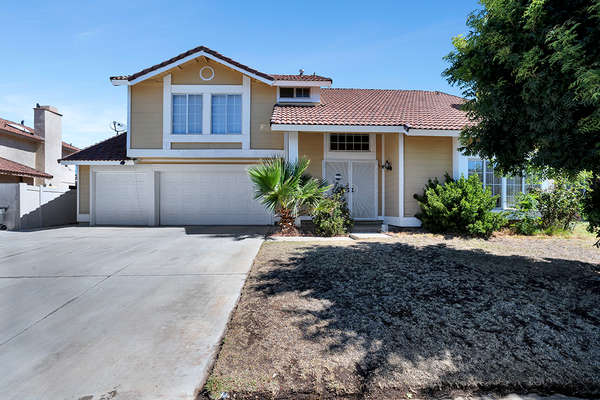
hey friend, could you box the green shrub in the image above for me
[414,173,507,238]
[512,192,542,235]
[536,174,587,232]
[312,185,353,237]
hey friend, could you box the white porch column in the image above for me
[287,131,299,163]
[501,177,508,209]
[398,133,404,218]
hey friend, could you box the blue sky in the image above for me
[0,0,480,148]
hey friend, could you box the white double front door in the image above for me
[324,160,378,219]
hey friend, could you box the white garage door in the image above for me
[95,172,149,225]
[159,167,272,225]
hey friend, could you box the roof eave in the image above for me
[110,49,275,86]
[60,159,134,166]
[273,80,332,88]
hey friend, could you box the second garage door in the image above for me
[159,166,272,225]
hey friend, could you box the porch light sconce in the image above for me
[381,160,392,171]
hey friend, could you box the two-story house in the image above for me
[61,46,532,227]
[1,106,78,187]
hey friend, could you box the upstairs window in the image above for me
[330,134,370,151]
[211,94,242,134]
[172,94,202,134]
[279,87,311,99]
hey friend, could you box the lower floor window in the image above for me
[467,158,538,208]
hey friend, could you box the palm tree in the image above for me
[249,157,330,235]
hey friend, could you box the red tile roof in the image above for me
[270,74,332,82]
[271,89,470,130]
[0,157,52,179]
[111,46,275,82]
[61,133,128,162]
[0,117,44,142]
[62,142,79,152]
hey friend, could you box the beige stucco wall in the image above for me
[170,59,243,85]
[0,136,38,169]
[383,133,399,217]
[131,80,163,149]
[78,165,90,214]
[404,136,452,217]
[298,132,323,179]
[171,142,242,149]
[251,80,283,150]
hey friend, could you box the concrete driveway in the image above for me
[0,226,268,400]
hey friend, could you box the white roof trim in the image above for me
[60,160,134,166]
[274,80,332,88]
[271,124,409,133]
[405,129,460,137]
[110,50,275,86]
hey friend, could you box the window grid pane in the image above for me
[211,95,227,134]
[296,88,310,98]
[172,95,187,134]
[187,95,202,134]
[280,87,294,98]
[329,134,369,152]
[506,176,523,208]
[484,161,501,208]
[227,95,242,134]
[211,94,242,134]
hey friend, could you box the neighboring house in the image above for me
[0,106,78,187]
[60,46,533,227]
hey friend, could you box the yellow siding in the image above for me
[404,136,452,217]
[251,80,283,150]
[170,59,243,85]
[298,132,324,178]
[384,133,399,217]
[171,142,242,149]
[131,81,163,149]
[78,165,90,214]
[376,134,382,216]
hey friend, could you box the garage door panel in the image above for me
[95,172,149,226]
[159,167,271,226]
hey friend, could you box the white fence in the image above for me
[0,183,76,230]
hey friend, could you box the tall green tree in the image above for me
[444,0,600,242]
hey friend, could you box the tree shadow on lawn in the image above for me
[250,241,600,398]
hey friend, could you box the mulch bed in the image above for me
[203,233,600,399]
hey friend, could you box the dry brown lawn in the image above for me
[203,232,600,399]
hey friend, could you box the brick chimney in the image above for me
[34,105,63,185]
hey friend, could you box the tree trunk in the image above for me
[278,209,297,236]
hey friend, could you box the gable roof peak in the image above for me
[110,45,276,85]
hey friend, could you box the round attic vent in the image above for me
[199,66,215,81]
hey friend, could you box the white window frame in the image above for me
[210,94,242,135]
[171,94,203,135]
[325,133,376,160]
[162,74,251,148]
[276,86,320,103]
